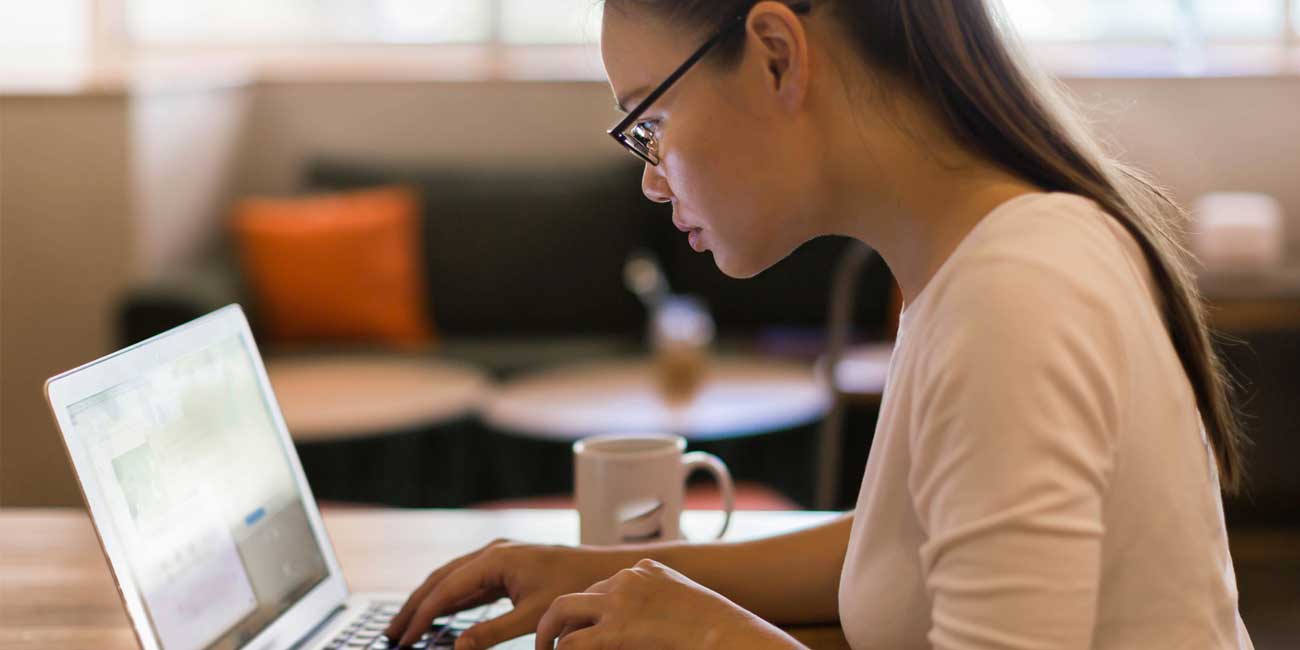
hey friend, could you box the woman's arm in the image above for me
[622,512,853,625]
[908,259,1122,649]
[386,514,852,647]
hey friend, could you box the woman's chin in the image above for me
[710,248,766,280]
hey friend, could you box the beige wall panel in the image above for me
[0,95,132,507]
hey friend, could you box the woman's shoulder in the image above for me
[912,192,1156,328]
[962,192,1149,287]
[902,192,1160,388]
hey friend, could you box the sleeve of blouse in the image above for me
[908,255,1126,650]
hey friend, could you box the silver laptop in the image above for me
[45,304,531,650]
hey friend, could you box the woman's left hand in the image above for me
[534,558,805,650]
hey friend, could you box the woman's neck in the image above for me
[816,95,1042,305]
[881,172,1042,306]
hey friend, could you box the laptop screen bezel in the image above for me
[44,304,350,650]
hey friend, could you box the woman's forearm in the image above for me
[621,513,853,625]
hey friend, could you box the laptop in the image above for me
[45,304,532,650]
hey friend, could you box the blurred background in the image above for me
[1,0,1298,645]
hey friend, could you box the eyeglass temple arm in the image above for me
[608,28,734,135]
[608,1,813,137]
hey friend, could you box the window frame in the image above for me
[111,0,1300,49]
[11,0,1300,80]
[998,0,1298,46]
[117,0,602,49]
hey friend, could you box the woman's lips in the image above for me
[674,217,705,251]
[687,228,704,252]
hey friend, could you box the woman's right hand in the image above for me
[383,539,631,650]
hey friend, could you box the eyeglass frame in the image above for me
[606,1,813,166]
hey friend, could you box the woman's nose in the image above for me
[641,163,673,204]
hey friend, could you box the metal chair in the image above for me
[815,241,879,510]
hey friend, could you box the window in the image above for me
[1000,0,1291,43]
[124,0,602,47]
[500,0,603,44]
[0,0,89,65]
[120,0,1296,47]
[126,1,493,46]
[2,1,1296,74]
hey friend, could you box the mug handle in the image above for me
[680,451,734,541]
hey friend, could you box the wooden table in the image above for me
[0,507,850,650]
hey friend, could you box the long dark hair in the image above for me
[609,0,1248,493]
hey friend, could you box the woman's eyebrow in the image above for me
[615,85,652,113]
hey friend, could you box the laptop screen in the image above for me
[66,332,330,650]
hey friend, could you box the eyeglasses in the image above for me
[607,2,813,166]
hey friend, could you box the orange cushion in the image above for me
[232,186,435,348]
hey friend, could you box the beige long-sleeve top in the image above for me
[838,193,1254,650]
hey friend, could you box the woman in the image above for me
[386,1,1254,648]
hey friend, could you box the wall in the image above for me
[1069,76,1300,253]
[131,84,253,280]
[0,83,250,507]
[243,77,1300,249]
[238,80,628,196]
[2,72,1298,506]
[0,94,133,507]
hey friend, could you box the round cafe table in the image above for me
[267,355,492,507]
[818,342,893,406]
[481,356,832,505]
[483,356,830,441]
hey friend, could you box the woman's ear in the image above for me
[745,1,811,113]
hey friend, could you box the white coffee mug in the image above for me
[573,433,734,545]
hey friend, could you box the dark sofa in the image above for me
[119,159,896,374]
[116,158,898,510]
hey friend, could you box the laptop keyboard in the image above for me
[324,599,513,650]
